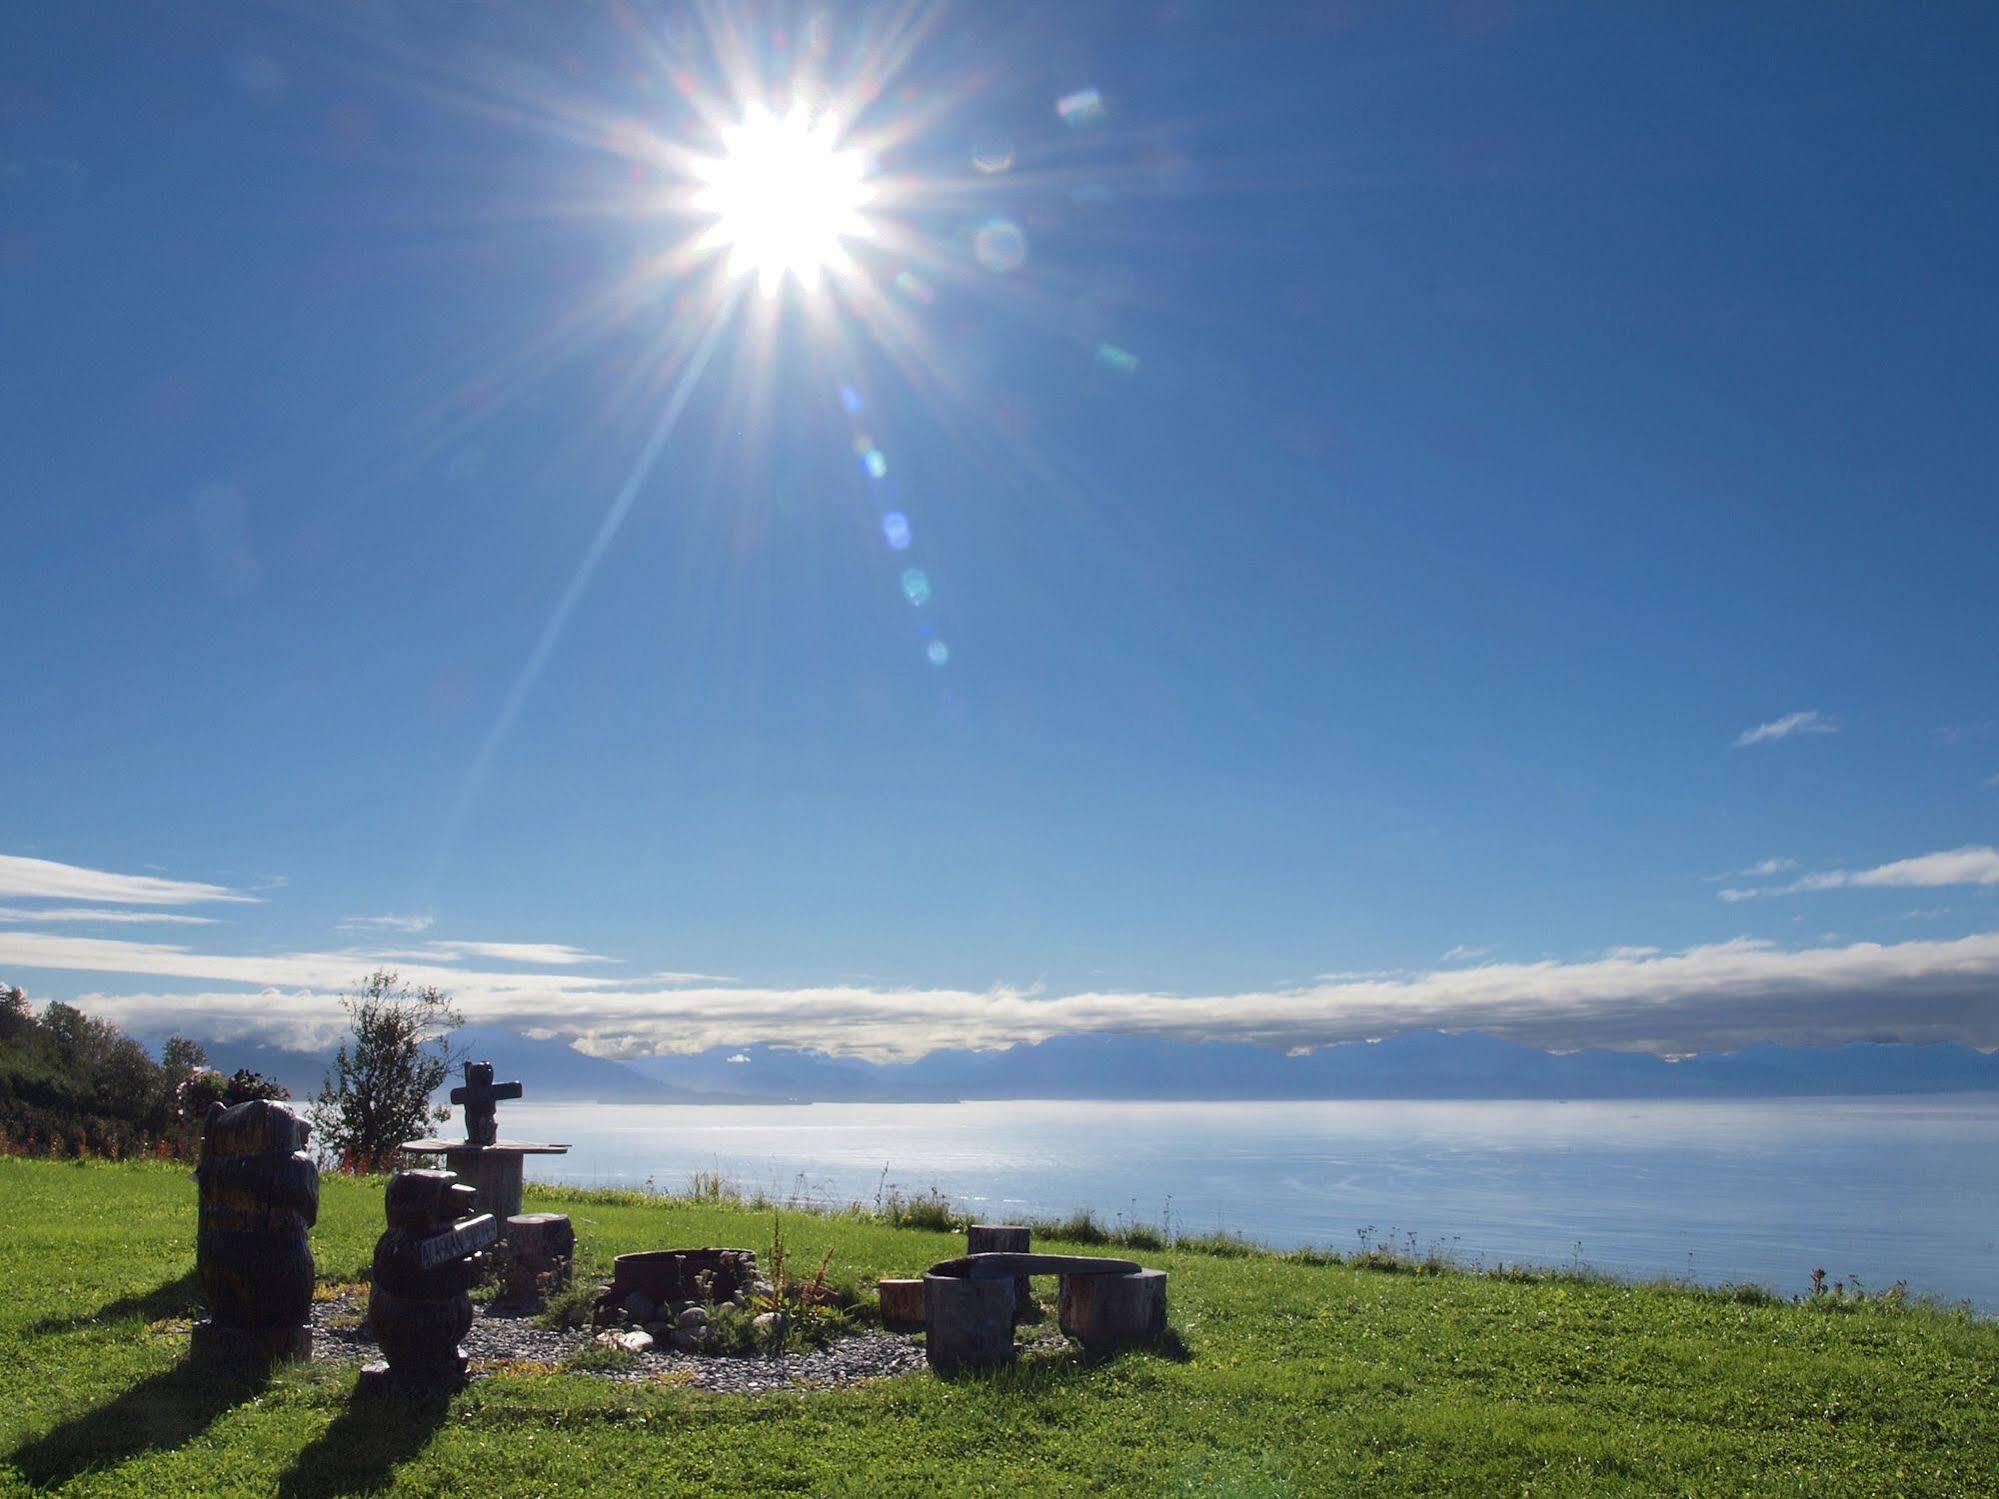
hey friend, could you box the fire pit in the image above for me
[592,1248,758,1325]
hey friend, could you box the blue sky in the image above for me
[3,2,1996,1061]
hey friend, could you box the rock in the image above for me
[676,1306,708,1329]
[668,1329,702,1353]
[753,1311,788,1340]
[616,1330,654,1354]
[751,1280,774,1300]
[731,1290,750,1308]
[622,1291,657,1325]
[644,1320,675,1340]
[593,1329,623,1348]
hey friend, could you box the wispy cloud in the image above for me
[1441,944,1491,963]
[1740,857,1797,878]
[1934,723,1995,748]
[337,913,434,934]
[419,941,614,967]
[1706,856,1798,883]
[0,906,218,926]
[1603,945,1661,960]
[0,931,624,996]
[0,854,252,907]
[1719,844,1999,901]
[1733,710,1837,748]
[17,927,1999,1063]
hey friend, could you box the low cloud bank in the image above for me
[16,929,1999,1064]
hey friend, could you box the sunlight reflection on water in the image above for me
[510,1096,1999,1311]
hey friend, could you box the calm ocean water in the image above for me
[507,1095,1999,1312]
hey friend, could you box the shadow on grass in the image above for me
[933,1326,1194,1385]
[27,1267,203,1335]
[274,1383,453,1498]
[1071,1326,1194,1368]
[4,1354,270,1489]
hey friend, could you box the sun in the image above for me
[691,104,875,297]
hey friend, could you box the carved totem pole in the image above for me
[363,1169,499,1389]
[192,1098,319,1361]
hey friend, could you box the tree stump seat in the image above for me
[921,1252,1166,1372]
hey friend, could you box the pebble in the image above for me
[309,1294,925,1394]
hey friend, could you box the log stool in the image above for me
[876,1277,925,1330]
[923,1273,1017,1373]
[504,1212,575,1302]
[1058,1267,1168,1353]
[966,1224,1032,1321]
[922,1251,1160,1373]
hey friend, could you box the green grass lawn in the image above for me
[1,1159,1995,1496]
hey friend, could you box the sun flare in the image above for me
[691,104,875,297]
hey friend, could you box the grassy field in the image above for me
[1,1159,1995,1496]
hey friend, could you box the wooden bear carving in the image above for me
[193,1098,318,1359]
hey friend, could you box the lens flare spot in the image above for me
[894,268,935,305]
[971,132,1014,173]
[1056,88,1106,127]
[927,640,950,666]
[863,448,888,479]
[901,567,931,606]
[974,219,1027,273]
[882,512,911,549]
[1096,343,1139,375]
[839,384,864,414]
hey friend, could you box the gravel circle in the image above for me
[310,1294,926,1393]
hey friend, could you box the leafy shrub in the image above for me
[880,1186,959,1233]
[535,1282,601,1332]
[705,1301,760,1355]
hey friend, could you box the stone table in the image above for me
[403,1060,568,1222]
[400,1137,568,1222]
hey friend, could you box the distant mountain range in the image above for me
[157,1024,1999,1106]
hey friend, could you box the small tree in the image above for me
[313,970,463,1172]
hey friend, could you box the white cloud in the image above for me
[0,854,252,906]
[0,906,219,925]
[1838,846,1999,888]
[21,928,1999,1064]
[419,941,614,967]
[0,931,624,996]
[337,913,434,933]
[1733,711,1837,748]
[643,971,740,985]
[1721,845,1999,900]
[726,1052,751,1064]
[1441,945,1491,963]
[1706,857,1797,883]
[1741,857,1797,878]
[1603,945,1661,960]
